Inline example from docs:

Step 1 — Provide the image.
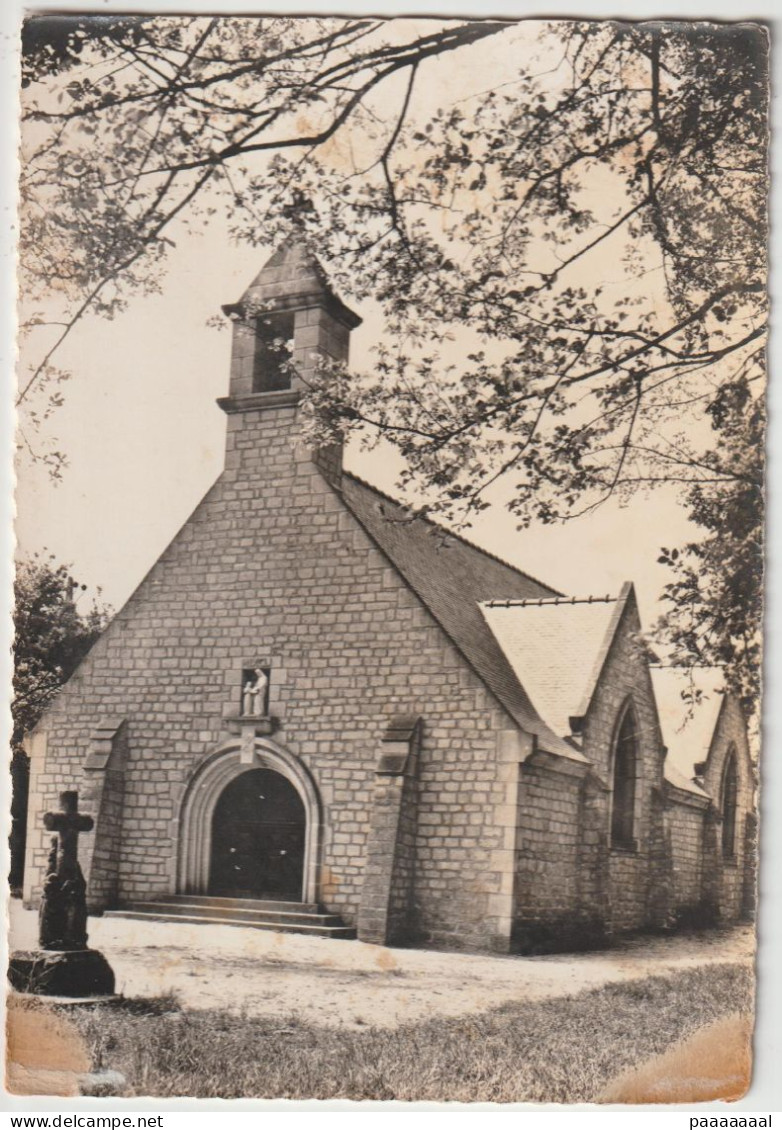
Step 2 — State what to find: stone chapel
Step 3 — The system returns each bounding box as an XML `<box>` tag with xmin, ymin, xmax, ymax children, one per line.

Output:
<box><xmin>22</xmin><ymin>241</ymin><xmax>756</xmax><ymax>953</ymax></box>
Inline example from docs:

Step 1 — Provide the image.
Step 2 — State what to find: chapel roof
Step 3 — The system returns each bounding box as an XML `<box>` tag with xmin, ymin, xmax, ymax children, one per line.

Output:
<box><xmin>651</xmin><ymin>665</ymin><xmax>726</xmax><ymax>797</ymax></box>
<box><xmin>338</xmin><ymin>472</ymin><xmax>582</xmax><ymax>760</ymax></box>
<box><xmin>479</xmin><ymin>590</ymin><xmax>630</xmax><ymax>740</ymax></box>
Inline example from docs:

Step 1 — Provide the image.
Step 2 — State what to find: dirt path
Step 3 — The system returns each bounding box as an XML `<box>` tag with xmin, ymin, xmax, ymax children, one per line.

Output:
<box><xmin>9</xmin><ymin>904</ymin><xmax>755</xmax><ymax>1030</ymax></box>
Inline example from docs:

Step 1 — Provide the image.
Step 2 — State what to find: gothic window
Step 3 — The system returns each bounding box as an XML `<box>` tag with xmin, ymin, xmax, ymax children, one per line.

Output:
<box><xmin>611</xmin><ymin>706</ymin><xmax>638</xmax><ymax>849</ymax></box>
<box><xmin>721</xmin><ymin>749</ymin><xmax>738</xmax><ymax>859</ymax></box>
<box><xmin>252</xmin><ymin>311</ymin><xmax>295</xmax><ymax>393</ymax></box>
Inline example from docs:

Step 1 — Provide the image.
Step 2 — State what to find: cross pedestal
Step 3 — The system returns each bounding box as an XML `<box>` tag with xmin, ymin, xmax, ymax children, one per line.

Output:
<box><xmin>8</xmin><ymin>790</ymin><xmax>115</xmax><ymax>998</ymax></box>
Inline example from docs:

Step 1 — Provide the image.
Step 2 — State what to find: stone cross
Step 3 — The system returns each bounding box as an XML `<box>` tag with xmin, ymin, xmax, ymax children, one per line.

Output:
<box><xmin>43</xmin><ymin>791</ymin><xmax>94</xmax><ymax>880</ymax></box>
<box><xmin>9</xmin><ymin>786</ymin><xmax>116</xmax><ymax>994</ymax></box>
<box><xmin>39</xmin><ymin>790</ymin><xmax>93</xmax><ymax>950</ymax></box>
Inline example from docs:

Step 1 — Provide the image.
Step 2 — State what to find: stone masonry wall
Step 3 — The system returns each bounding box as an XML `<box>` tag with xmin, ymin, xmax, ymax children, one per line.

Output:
<box><xmin>579</xmin><ymin>595</ymin><xmax>668</xmax><ymax>935</ymax></box>
<box><xmin>24</xmin><ymin>398</ymin><xmax>530</xmax><ymax>952</ymax></box>
<box><xmin>574</xmin><ymin>772</ymin><xmax>610</xmax><ymax>943</ymax></box>
<box><xmin>512</xmin><ymin>757</ymin><xmax>589</xmax><ymax>952</ymax></box>
<box><xmin>699</xmin><ymin>695</ymin><xmax>754</xmax><ymax>923</ymax></box>
<box><xmin>665</xmin><ymin>793</ymin><xmax>707</xmax><ymax>917</ymax></box>
<box><xmin>645</xmin><ymin>785</ymin><xmax>675</xmax><ymax>931</ymax></box>
<box><xmin>741</xmin><ymin>812</ymin><xmax>758</xmax><ymax>921</ymax></box>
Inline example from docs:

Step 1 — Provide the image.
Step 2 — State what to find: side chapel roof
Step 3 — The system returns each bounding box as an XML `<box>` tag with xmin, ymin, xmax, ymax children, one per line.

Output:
<box><xmin>650</xmin><ymin>666</ymin><xmax>726</xmax><ymax>797</ymax></box>
<box><xmin>479</xmin><ymin>589</ymin><xmax>631</xmax><ymax>740</ymax></box>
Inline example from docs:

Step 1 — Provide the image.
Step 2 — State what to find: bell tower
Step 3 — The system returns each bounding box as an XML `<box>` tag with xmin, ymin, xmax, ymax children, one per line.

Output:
<box><xmin>219</xmin><ymin>240</ymin><xmax>362</xmax><ymax>410</ymax></box>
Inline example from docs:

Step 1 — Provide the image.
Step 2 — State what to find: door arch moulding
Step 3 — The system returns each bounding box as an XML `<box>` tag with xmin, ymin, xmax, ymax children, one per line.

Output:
<box><xmin>177</xmin><ymin>739</ymin><xmax>321</xmax><ymax>903</ymax></box>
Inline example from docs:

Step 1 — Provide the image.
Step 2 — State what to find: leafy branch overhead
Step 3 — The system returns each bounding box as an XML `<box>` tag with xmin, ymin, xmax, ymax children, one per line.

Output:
<box><xmin>19</xmin><ymin>17</ymin><xmax>767</xmax><ymax>706</ymax></box>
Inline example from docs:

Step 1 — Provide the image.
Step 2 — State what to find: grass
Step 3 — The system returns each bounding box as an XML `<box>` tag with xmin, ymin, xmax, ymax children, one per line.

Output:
<box><xmin>60</xmin><ymin>963</ymin><xmax>752</xmax><ymax>1102</ymax></box>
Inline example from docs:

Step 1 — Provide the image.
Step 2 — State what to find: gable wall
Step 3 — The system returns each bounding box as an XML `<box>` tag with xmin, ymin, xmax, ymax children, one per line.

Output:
<box><xmin>24</xmin><ymin>404</ymin><xmax>534</xmax><ymax>950</ymax></box>
<box><xmin>580</xmin><ymin>598</ymin><xmax>669</xmax><ymax>933</ymax></box>
<box><xmin>700</xmin><ymin>695</ymin><xmax>754</xmax><ymax>921</ymax></box>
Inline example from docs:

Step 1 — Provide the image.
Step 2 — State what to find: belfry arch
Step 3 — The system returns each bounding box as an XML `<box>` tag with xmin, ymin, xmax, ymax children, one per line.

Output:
<box><xmin>177</xmin><ymin>739</ymin><xmax>322</xmax><ymax>903</ymax></box>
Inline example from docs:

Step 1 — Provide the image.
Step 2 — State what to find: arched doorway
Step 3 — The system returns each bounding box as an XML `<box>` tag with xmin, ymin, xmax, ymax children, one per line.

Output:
<box><xmin>177</xmin><ymin>739</ymin><xmax>322</xmax><ymax>903</ymax></box>
<box><xmin>209</xmin><ymin>768</ymin><xmax>305</xmax><ymax>899</ymax></box>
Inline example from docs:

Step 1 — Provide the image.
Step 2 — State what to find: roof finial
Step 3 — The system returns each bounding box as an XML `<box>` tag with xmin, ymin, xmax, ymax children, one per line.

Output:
<box><xmin>281</xmin><ymin>189</ymin><xmax>316</xmax><ymax>230</ymax></box>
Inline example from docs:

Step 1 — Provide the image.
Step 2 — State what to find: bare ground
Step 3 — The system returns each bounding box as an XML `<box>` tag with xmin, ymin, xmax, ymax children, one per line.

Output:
<box><xmin>9</xmin><ymin>902</ymin><xmax>754</xmax><ymax>1030</ymax></box>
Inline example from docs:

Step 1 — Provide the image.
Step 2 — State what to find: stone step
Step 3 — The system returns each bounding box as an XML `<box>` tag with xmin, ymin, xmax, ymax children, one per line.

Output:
<box><xmin>103</xmin><ymin>908</ymin><xmax>356</xmax><ymax>939</ymax></box>
<box><xmin>161</xmin><ymin>894</ymin><xmax>320</xmax><ymax>914</ymax></box>
<box><xmin>119</xmin><ymin>900</ymin><xmax>345</xmax><ymax>928</ymax></box>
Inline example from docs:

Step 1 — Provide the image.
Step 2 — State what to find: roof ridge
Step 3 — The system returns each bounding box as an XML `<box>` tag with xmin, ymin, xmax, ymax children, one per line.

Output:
<box><xmin>484</xmin><ymin>594</ymin><xmax>618</xmax><ymax>608</ymax></box>
<box><xmin>342</xmin><ymin>470</ymin><xmax>563</xmax><ymax>597</ymax></box>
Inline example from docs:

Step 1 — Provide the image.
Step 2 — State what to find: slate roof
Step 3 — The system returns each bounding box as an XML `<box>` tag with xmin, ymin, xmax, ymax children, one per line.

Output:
<box><xmin>337</xmin><ymin>472</ymin><xmax>580</xmax><ymax>759</ymax></box>
<box><xmin>479</xmin><ymin>591</ymin><xmax>629</xmax><ymax>739</ymax></box>
<box><xmin>651</xmin><ymin>666</ymin><xmax>725</xmax><ymax>797</ymax></box>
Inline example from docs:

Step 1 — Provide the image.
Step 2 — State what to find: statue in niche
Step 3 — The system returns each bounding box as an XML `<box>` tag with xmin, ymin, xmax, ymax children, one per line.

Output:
<box><xmin>242</xmin><ymin>668</ymin><xmax>268</xmax><ymax>716</ymax></box>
